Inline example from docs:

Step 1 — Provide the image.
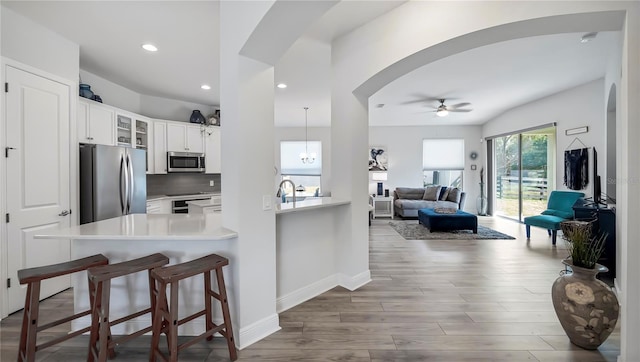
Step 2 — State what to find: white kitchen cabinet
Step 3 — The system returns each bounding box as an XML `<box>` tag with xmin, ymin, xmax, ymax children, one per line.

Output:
<box><xmin>187</xmin><ymin>196</ymin><xmax>222</xmax><ymax>214</ymax></box>
<box><xmin>167</xmin><ymin>123</ymin><xmax>204</xmax><ymax>153</ymax></box>
<box><xmin>204</xmin><ymin>126</ymin><xmax>221</xmax><ymax>174</ymax></box>
<box><xmin>116</xmin><ymin>113</ymin><xmax>133</xmax><ymax>147</ymax></box>
<box><xmin>153</xmin><ymin>121</ymin><xmax>168</xmax><ymax>174</ymax></box>
<box><xmin>77</xmin><ymin>98</ymin><xmax>116</xmax><ymax>145</ymax></box>
<box><xmin>146</xmin><ymin>200</ymin><xmax>162</xmax><ymax>214</ymax></box>
<box><xmin>146</xmin><ymin>199</ymin><xmax>172</xmax><ymax>214</ymax></box>
<box><xmin>139</xmin><ymin>119</ymin><xmax>153</xmax><ymax>174</ymax></box>
<box><xmin>116</xmin><ymin>112</ymin><xmax>153</xmax><ymax>173</ymax></box>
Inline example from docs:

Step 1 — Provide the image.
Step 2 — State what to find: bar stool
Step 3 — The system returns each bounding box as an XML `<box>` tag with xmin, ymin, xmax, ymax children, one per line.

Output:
<box><xmin>86</xmin><ymin>253</ymin><xmax>169</xmax><ymax>362</ymax></box>
<box><xmin>17</xmin><ymin>254</ymin><xmax>109</xmax><ymax>362</ymax></box>
<box><xmin>150</xmin><ymin>254</ymin><xmax>237</xmax><ymax>361</ymax></box>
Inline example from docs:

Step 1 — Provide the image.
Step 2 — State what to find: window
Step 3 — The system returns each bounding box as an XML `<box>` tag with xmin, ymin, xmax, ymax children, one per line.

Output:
<box><xmin>422</xmin><ymin>139</ymin><xmax>464</xmax><ymax>189</ymax></box>
<box><xmin>280</xmin><ymin>141</ymin><xmax>322</xmax><ymax>195</ymax></box>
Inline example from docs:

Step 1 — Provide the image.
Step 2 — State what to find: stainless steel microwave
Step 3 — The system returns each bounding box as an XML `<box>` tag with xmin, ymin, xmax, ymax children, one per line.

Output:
<box><xmin>167</xmin><ymin>151</ymin><xmax>205</xmax><ymax>173</ymax></box>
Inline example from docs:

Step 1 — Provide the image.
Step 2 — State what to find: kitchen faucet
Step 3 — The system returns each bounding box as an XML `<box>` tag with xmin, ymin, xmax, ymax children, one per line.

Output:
<box><xmin>276</xmin><ymin>179</ymin><xmax>296</xmax><ymax>203</ymax></box>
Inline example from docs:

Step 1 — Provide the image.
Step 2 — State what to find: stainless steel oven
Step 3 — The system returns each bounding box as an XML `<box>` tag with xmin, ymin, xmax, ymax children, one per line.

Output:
<box><xmin>171</xmin><ymin>197</ymin><xmax>210</xmax><ymax>214</ymax></box>
<box><xmin>167</xmin><ymin>151</ymin><xmax>205</xmax><ymax>173</ymax></box>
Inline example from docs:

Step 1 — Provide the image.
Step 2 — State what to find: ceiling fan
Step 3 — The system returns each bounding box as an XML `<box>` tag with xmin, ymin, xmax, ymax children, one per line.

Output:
<box><xmin>431</xmin><ymin>99</ymin><xmax>472</xmax><ymax>117</ymax></box>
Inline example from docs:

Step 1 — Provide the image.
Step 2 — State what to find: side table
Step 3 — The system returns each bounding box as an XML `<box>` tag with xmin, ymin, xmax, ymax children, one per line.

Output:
<box><xmin>371</xmin><ymin>196</ymin><xmax>394</xmax><ymax>219</ymax></box>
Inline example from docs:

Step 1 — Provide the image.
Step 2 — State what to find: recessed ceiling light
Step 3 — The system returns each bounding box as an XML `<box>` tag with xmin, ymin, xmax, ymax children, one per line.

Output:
<box><xmin>276</xmin><ymin>83</ymin><xmax>287</xmax><ymax>89</ymax></box>
<box><xmin>142</xmin><ymin>43</ymin><xmax>158</xmax><ymax>52</ymax></box>
<box><xmin>201</xmin><ymin>84</ymin><xmax>211</xmax><ymax>90</ymax></box>
<box><xmin>580</xmin><ymin>32</ymin><xmax>598</xmax><ymax>43</ymax></box>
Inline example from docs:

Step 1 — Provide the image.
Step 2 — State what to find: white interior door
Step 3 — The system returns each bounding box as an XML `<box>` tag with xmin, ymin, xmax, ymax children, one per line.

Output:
<box><xmin>5</xmin><ymin>65</ymin><xmax>71</xmax><ymax>313</ymax></box>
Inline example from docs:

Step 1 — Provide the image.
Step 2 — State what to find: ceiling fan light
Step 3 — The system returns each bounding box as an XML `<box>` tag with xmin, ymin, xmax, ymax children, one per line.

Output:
<box><xmin>436</xmin><ymin>109</ymin><xmax>448</xmax><ymax>117</ymax></box>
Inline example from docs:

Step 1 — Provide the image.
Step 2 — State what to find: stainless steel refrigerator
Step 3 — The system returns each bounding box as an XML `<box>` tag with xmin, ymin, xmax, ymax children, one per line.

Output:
<box><xmin>79</xmin><ymin>144</ymin><xmax>147</xmax><ymax>224</ymax></box>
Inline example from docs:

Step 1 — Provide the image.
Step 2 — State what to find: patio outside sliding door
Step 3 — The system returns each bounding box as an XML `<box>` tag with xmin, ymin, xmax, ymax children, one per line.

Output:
<box><xmin>490</xmin><ymin>126</ymin><xmax>556</xmax><ymax>221</ymax></box>
<box><xmin>494</xmin><ymin>134</ymin><xmax>521</xmax><ymax>220</ymax></box>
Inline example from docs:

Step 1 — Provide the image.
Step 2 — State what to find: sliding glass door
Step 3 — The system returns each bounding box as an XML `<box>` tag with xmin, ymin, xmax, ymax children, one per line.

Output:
<box><xmin>492</xmin><ymin>127</ymin><xmax>555</xmax><ymax>221</ymax></box>
<box><xmin>494</xmin><ymin>134</ymin><xmax>521</xmax><ymax>219</ymax></box>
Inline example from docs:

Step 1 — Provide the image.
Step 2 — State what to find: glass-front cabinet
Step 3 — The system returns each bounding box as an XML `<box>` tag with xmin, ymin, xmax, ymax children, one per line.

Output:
<box><xmin>135</xmin><ymin>119</ymin><xmax>149</xmax><ymax>151</ymax></box>
<box><xmin>116</xmin><ymin>114</ymin><xmax>133</xmax><ymax>147</ymax></box>
<box><xmin>116</xmin><ymin>112</ymin><xmax>153</xmax><ymax>172</ymax></box>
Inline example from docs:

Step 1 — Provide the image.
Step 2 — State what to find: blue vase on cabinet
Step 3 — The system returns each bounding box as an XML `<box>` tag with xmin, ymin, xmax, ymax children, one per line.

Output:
<box><xmin>190</xmin><ymin>110</ymin><xmax>205</xmax><ymax>124</ymax></box>
<box><xmin>79</xmin><ymin>84</ymin><xmax>94</xmax><ymax>99</ymax></box>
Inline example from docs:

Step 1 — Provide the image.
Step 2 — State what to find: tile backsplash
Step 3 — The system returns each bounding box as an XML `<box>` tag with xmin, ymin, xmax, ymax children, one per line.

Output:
<box><xmin>147</xmin><ymin>174</ymin><xmax>221</xmax><ymax>196</ymax></box>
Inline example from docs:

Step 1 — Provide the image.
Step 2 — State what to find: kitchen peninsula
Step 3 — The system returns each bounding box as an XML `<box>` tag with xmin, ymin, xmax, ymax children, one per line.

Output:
<box><xmin>34</xmin><ymin>197</ymin><xmax>366</xmax><ymax>347</ymax></box>
<box><xmin>274</xmin><ymin>197</ymin><xmax>369</xmax><ymax>312</ymax></box>
<box><xmin>35</xmin><ymin>213</ymin><xmax>237</xmax><ymax>336</ymax></box>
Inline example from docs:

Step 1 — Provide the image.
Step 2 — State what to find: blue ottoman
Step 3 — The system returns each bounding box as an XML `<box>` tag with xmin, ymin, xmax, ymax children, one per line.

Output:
<box><xmin>418</xmin><ymin>208</ymin><xmax>478</xmax><ymax>233</ymax></box>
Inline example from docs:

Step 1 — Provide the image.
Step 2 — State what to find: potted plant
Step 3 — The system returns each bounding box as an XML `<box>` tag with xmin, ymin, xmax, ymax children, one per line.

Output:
<box><xmin>551</xmin><ymin>220</ymin><xmax>618</xmax><ymax>350</ymax></box>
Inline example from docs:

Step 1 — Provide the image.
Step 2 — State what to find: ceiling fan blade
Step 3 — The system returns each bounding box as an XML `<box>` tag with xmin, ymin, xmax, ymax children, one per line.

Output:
<box><xmin>448</xmin><ymin>102</ymin><xmax>471</xmax><ymax>109</ymax></box>
<box><xmin>448</xmin><ymin>109</ymin><xmax>473</xmax><ymax>113</ymax></box>
<box><xmin>399</xmin><ymin>99</ymin><xmax>428</xmax><ymax>105</ymax></box>
<box><xmin>400</xmin><ymin>95</ymin><xmax>443</xmax><ymax>106</ymax></box>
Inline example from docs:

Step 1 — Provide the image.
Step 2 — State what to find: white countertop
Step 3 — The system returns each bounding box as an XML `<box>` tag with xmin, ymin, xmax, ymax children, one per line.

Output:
<box><xmin>187</xmin><ymin>199</ymin><xmax>221</xmax><ymax>207</ymax></box>
<box><xmin>34</xmin><ymin>214</ymin><xmax>237</xmax><ymax>241</ymax></box>
<box><xmin>147</xmin><ymin>192</ymin><xmax>220</xmax><ymax>201</ymax></box>
<box><xmin>275</xmin><ymin>197</ymin><xmax>350</xmax><ymax>214</ymax></box>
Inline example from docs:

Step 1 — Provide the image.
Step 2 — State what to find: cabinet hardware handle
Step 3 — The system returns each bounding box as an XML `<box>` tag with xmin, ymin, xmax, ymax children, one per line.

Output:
<box><xmin>58</xmin><ymin>210</ymin><xmax>70</xmax><ymax>216</ymax></box>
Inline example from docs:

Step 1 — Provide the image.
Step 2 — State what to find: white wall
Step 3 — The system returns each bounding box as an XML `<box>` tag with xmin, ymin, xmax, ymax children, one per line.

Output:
<box><xmin>140</xmin><ymin>95</ymin><xmax>216</xmax><ymax>122</ymax></box>
<box><xmin>274</xmin><ymin>126</ymin><xmax>331</xmax><ymax>194</ymax></box>
<box><xmin>1</xmin><ymin>7</ymin><xmax>78</xmax><ymax>81</ymax></box>
<box><xmin>483</xmin><ymin>79</ymin><xmax>604</xmax><ymax>200</ymax></box>
<box><xmin>79</xmin><ymin>70</ymin><xmax>141</xmax><ymax>113</ymax></box>
<box><xmin>80</xmin><ymin>69</ymin><xmax>216</xmax><ymax>122</ymax></box>
<box><xmin>369</xmin><ymin>125</ymin><xmax>483</xmax><ymax>213</ymax></box>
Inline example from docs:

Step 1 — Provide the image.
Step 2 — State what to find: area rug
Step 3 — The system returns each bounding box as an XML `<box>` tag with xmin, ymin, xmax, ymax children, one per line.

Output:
<box><xmin>389</xmin><ymin>220</ymin><xmax>515</xmax><ymax>240</ymax></box>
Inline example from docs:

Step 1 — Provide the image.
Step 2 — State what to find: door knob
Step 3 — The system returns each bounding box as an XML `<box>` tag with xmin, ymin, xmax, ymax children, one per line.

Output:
<box><xmin>58</xmin><ymin>210</ymin><xmax>71</xmax><ymax>216</ymax></box>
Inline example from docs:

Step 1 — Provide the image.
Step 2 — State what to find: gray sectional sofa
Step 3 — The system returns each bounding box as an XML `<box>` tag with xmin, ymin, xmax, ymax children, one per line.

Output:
<box><xmin>393</xmin><ymin>186</ymin><xmax>466</xmax><ymax>218</ymax></box>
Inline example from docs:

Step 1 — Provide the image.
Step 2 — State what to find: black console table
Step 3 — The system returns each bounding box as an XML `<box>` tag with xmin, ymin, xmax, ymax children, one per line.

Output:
<box><xmin>572</xmin><ymin>198</ymin><xmax>616</xmax><ymax>282</ymax></box>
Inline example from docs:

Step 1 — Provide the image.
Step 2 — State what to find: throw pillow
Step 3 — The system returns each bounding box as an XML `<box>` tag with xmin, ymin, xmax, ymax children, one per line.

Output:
<box><xmin>422</xmin><ymin>186</ymin><xmax>441</xmax><ymax>201</ymax></box>
<box><xmin>446</xmin><ymin>188</ymin><xmax>462</xmax><ymax>204</ymax></box>
<box><xmin>439</xmin><ymin>186</ymin><xmax>450</xmax><ymax>201</ymax></box>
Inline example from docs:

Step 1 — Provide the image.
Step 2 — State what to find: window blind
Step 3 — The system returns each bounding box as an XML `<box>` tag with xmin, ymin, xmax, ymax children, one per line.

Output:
<box><xmin>423</xmin><ymin>139</ymin><xmax>464</xmax><ymax>170</ymax></box>
<box><xmin>280</xmin><ymin>141</ymin><xmax>322</xmax><ymax>175</ymax></box>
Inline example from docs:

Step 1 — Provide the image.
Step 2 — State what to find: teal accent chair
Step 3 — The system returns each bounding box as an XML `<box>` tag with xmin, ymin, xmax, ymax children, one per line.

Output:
<box><xmin>524</xmin><ymin>191</ymin><xmax>585</xmax><ymax>245</ymax></box>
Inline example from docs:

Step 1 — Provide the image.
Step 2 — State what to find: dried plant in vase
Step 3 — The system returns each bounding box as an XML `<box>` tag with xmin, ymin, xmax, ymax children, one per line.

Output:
<box><xmin>550</xmin><ymin>220</ymin><xmax>618</xmax><ymax>350</ymax></box>
<box><xmin>560</xmin><ymin>220</ymin><xmax>606</xmax><ymax>269</ymax></box>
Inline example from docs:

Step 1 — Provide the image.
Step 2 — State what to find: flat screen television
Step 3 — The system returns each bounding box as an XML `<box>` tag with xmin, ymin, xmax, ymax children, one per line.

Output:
<box><xmin>593</xmin><ymin>147</ymin><xmax>602</xmax><ymax>207</ymax></box>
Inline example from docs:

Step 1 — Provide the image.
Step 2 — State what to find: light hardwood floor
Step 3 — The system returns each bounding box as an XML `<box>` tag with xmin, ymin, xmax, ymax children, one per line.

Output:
<box><xmin>0</xmin><ymin>216</ymin><xmax>620</xmax><ymax>361</ymax></box>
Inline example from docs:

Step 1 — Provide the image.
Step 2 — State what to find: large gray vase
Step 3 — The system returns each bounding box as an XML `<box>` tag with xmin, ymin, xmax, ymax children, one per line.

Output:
<box><xmin>551</xmin><ymin>259</ymin><xmax>619</xmax><ymax>350</ymax></box>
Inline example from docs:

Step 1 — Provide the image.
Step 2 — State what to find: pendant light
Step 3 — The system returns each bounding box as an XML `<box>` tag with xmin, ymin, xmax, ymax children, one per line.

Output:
<box><xmin>299</xmin><ymin>107</ymin><xmax>316</xmax><ymax>164</ymax></box>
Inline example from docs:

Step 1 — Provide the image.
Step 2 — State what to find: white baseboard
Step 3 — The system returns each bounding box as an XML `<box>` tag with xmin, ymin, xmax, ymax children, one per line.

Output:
<box><xmin>276</xmin><ymin>270</ymin><xmax>372</xmax><ymax>313</ymax></box>
<box><xmin>614</xmin><ymin>277</ymin><xmax>623</xmax><ymax>302</ymax></box>
<box><xmin>237</xmin><ymin>313</ymin><xmax>280</xmax><ymax>349</ymax></box>
<box><xmin>339</xmin><ymin>270</ymin><xmax>371</xmax><ymax>291</ymax></box>
<box><xmin>276</xmin><ymin>274</ymin><xmax>340</xmax><ymax>313</ymax></box>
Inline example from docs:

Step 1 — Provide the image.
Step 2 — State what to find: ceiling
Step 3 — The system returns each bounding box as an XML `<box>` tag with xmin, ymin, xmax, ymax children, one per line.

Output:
<box><xmin>369</xmin><ymin>31</ymin><xmax>619</xmax><ymax>126</ymax></box>
<box><xmin>2</xmin><ymin>1</ymin><xmax>618</xmax><ymax>127</ymax></box>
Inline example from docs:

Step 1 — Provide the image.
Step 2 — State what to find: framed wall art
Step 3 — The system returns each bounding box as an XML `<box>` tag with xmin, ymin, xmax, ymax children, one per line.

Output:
<box><xmin>369</xmin><ymin>146</ymin><xmax>388</xmax><ymax>171</ymax></box>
